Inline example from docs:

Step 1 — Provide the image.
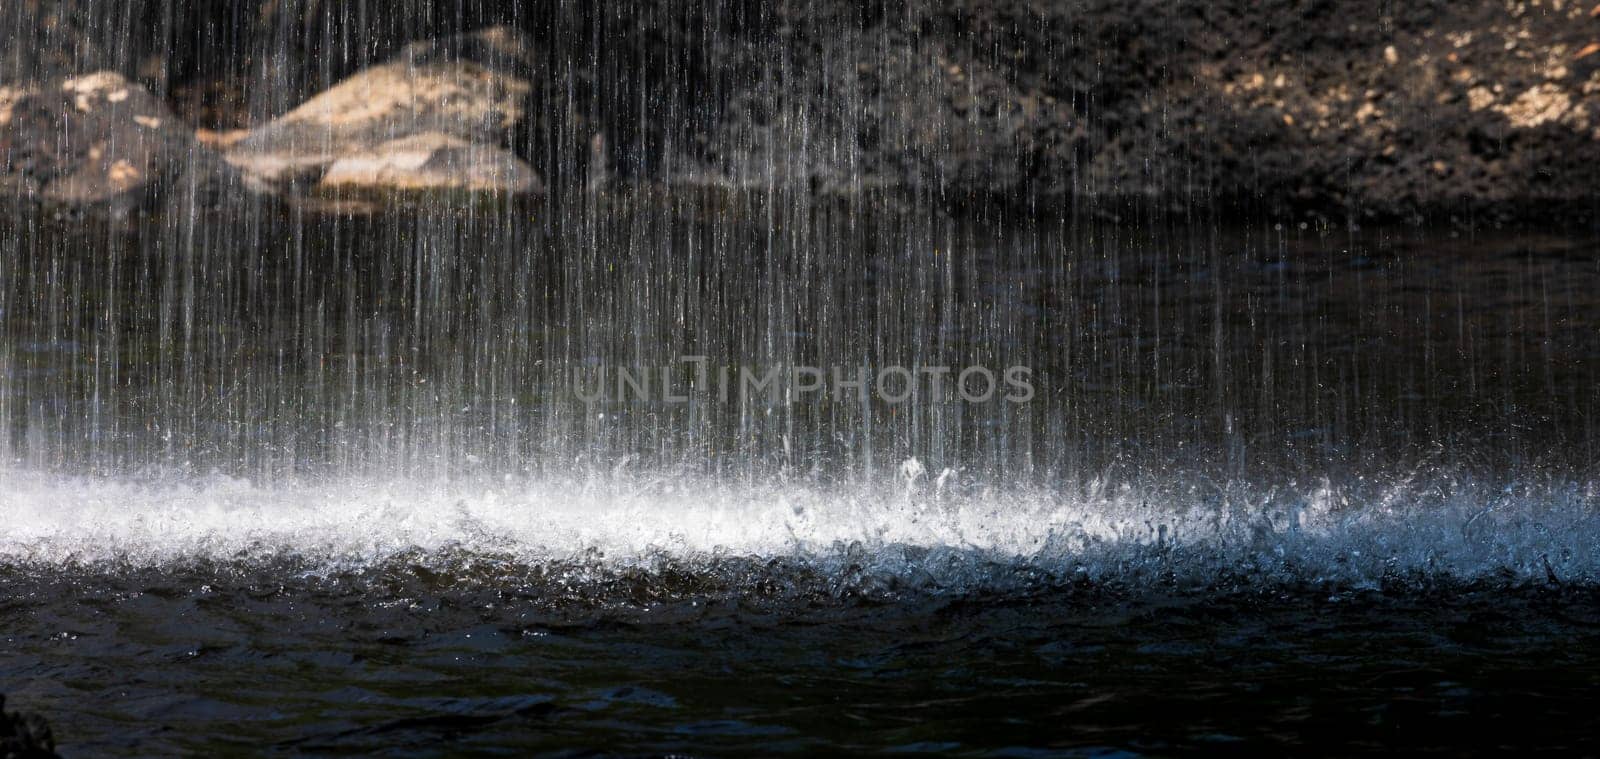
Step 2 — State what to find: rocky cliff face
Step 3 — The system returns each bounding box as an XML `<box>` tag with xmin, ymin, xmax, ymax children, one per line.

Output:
<box><xmin>2</xmin><ymin>0</ymin><xmax>1597</xmax><ymax>222</ymax></box>
<box><xmin>675</xmin><ymin>0</ymin><xmax>1600</xmax><ymax>222</ymax></box>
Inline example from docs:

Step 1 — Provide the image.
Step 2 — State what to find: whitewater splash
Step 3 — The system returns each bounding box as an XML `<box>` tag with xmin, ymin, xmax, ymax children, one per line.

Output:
<box><xmin>4</xmin><ymin>461</ymin><xmax>1597</xmax><ymax>588</ymax></box>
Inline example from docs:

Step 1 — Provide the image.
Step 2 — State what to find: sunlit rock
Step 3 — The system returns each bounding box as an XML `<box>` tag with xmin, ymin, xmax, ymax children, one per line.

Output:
<box><xmin>318</xmin><ymin>132</ymin><xmax>541</xmax><ymax>197</ymax></box>
<box><xmin>225</xmin><ymin>25</ymin><xmax>539</xmax><ymax>193</ymax></box>
<box><xmin>0</xmin><ymin>71</ymin><xmax>236</xmax><ymax>208</ymax></box>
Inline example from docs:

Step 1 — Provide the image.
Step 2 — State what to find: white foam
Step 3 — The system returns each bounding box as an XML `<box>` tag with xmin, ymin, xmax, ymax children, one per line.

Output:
<box><xmin>2</xmin><ymin>465</ymin><xmax>1597</xmax><ymax>585</ymax></box>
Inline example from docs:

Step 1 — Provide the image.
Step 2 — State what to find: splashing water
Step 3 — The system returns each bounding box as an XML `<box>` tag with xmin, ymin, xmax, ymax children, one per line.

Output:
<box><xmin>2</xmin><ymin>464</ymin><xmax>1596</xmax><ymax>590</ymax></box>
<box><xmin>1</xmin><ymin>204</ymin><xmax>1597</xmax><ymax>591</ymax></box>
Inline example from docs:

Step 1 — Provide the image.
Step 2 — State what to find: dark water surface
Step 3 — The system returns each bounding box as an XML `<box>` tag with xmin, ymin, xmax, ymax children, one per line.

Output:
<box><xmin>2</xmin><ymin>200</ymin><xmax>1599</xmax><ymax>754</ymax></box>
<box><xmin>6</xmin><ymin>564</ymin><xmax>1600</xmax><ymax>756</ymax></box>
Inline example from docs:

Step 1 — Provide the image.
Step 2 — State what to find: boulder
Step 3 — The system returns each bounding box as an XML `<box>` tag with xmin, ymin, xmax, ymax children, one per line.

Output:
<box><xmin>226</xmin><ymin>25</ymin><xmax>541</xmax><ymax>195</ymax></box>
<box><xmin>318</xmin><ymin>132</ymin><xmax>541</xmax><ymax>196</ymax></box>
<box><xmin>0</xmin><ymin>71</ymin><xmax>237</xmax><ymax>208</ymax></box>
<box><xmin>0</xmin><ymin>1</ymin><xmax>108</xmax><ymax>84</ymax></box>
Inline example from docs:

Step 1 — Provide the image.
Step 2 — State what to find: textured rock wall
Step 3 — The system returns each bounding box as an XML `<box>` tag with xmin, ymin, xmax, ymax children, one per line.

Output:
<box><xmin>2</xmin><ymin>0</ymin><xmax>1598</xmax><ymax>221</ymax></box>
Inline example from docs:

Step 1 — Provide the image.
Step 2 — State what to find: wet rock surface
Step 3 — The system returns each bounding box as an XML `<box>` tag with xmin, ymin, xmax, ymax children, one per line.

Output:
<box><xmin>678</xmin><ymin>0</ymin><xmax>1600</xmax><ymax>221</ymax></box>
<box><xmin>0</xmin><ymin>71</ymin><xmax>237</xmax><ymax>209</ymax></box>
<box><xmin>0</xmin><ymin>1</ymin><xmax>107</xmax><ymax>83</ymax></box>
<box><xmin>1</xmin><ymin>1</ymin><xmax>1598</xmax><ymax>220</ymax></box>
<box><xmin>317</xmin><ymin>132</ymin><xmax>542</xmax><ymax>197</ymax></box>
<box><xmin>224</xmin><ymin>26</ymin><xmax>541</xmax><ymax>196</ymax></box>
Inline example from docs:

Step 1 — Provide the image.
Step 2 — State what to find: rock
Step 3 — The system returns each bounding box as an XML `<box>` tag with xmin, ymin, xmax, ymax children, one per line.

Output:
<box><xmin>0</xmin><ymin>71</ymin><xmax>237</xmax><ymax>209</ymax></box>
<box><xmin>0</xmin><ymin>1</ymin><xmax>108</xmax><ymax>83</ymax></box>
<box><xmin>0</xmin><ymin>694</ymin><xmax>59</xmax><ymax>759</ymax></box>
<box><xmin>226</xmin><ymin>25</ymin><xmax>540</xmax><ymax>193</ymax></box>
<box><xmin>318</xmin><ymin>132</ymin><xmax>541</xmax><ymax>196</ymax></box>
<box><xmin>675</xmin><ymin>0</ymin><xmax>1600</xmax><ymax>220</ymax></box>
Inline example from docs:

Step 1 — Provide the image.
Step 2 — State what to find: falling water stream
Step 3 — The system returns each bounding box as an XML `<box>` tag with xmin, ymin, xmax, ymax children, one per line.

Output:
<box><xmin>3</xmin><ymin>1</ymin><xmax>1600</xmax><ymax>755</ymax></box>
<box><xmin>4</xmin><ymin>200</ymin><xmax>1596</xmax><ymax>573</ymax></box>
